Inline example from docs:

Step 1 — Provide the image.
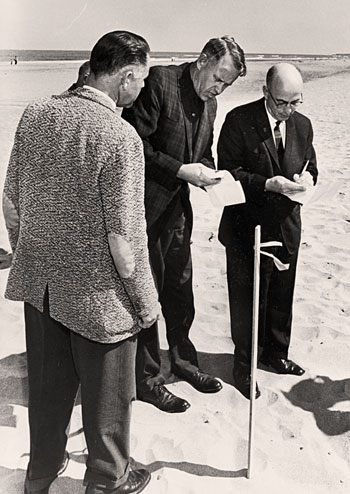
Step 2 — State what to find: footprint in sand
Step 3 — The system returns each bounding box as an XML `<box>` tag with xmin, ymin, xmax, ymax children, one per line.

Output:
<box><xmin>297</xmin><ymin>326</ymin><xmax>320</xmax><ymax>341</ymax></box>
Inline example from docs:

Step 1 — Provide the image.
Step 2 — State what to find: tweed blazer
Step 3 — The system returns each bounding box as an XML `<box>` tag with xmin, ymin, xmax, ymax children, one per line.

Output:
<box><xmin>4</xmin><ymin>88</ymin><xmax>158</xmax><ymax>343</ymax></box>
<box><xmin>123</xmin><ymin>63</ymin><xmax>217</xmax><ymax>229</ymax></box>
<box><xmin>218</xmin><ymin>97</ymin><xmax>318</xmax><ymax>255</ymax></box>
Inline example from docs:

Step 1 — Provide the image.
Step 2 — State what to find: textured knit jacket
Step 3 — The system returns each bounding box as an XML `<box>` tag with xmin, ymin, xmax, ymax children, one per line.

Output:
<box><xmin>3</xmin><ymin>87</ymin><xmax>158</xmax><ymax>343</ymax></box>
<box><xmin>123</xmin><ymin>63</ymin><xmax>217</xmax><ymax>230</ymax></box>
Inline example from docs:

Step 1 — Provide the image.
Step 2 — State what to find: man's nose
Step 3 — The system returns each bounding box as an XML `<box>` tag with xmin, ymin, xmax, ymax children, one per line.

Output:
<box><xmin>216</xmin><ymin>82</ymin><xmax>228</xmax><ymax>95</ymax></box>
<box><xmin>284</xmin><ymin>105</ymin><xmax>294</xmax><ymax>115</ymax></box>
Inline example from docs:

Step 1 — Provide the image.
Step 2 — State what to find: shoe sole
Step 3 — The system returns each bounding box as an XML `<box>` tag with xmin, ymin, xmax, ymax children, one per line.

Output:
<box><xmin>142</xmin><ymin>400</ymin><xmax>191</xmax><ymax>413</ymax></box>
<box><xmin>260</xmin><ymin>361</ymin><xmax>305</xmax><ymax>376</ymax></box>
<box><xmin>174</xmin><ymin>373</ymin><xmax>223</xmax><ymax>394</ymax></box>
<box><xmin>190</xmin><ymin>384</ymin><xmax>223</xmax><ymax>394</ymax></box>
<box><xmin>140</xmin><ymin>397</ymin><xmax>190</xmax><ymax>413</ymax></box>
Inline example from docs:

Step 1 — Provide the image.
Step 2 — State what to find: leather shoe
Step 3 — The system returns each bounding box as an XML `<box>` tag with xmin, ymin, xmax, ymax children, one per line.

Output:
<box><xmin>176</xmin><ymin>369</ymin><xmax>222</xmax><ymax>393</ymax></box>
<box><xmin>85</xmin><ymin>469</ymin><xmax>150</xmax><ymax>494</ymax></box>
<box><xmin>261</xmin><ymin>357</ymin><xmax>305</xmax><ymax>376</ymax></box>
<box><xmin>234</xmin><ymin>370</ymin><xmax>261</xmax><ymax>400</ymax></box>
<box><xmin>114</xmin><ymin>469</ymin><xmax>150</xmax><ymax>494</ymax></box>
<box><xmin>138</xmin><ymin>384</ymin><xmax>190</xmax><ymax>413</ymax></box>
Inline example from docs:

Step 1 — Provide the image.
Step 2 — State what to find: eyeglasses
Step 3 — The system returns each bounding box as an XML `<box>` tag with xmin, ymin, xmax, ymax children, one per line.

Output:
<box><xmin>267</xmin><ymin>88</ymin><xmax>303</xmax><ymax>108</ymax></box>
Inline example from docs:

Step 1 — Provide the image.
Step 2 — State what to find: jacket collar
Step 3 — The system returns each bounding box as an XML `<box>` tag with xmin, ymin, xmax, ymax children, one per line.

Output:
<box><xmin>73</xmin><ymin>86</ymin><xmax>117</xmax><ymax>112</ymax></box>
<box><xmin>177</xmin><ymin>63</ymin><xmax>216</xmax><ymax>162</ymax></box>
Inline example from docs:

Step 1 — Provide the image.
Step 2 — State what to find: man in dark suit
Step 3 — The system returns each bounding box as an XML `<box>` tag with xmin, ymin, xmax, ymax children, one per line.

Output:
<box><xmin>123</xmin><ymin>36</ymin><xmax>246</xmax><ymax>413</ymax></box>
<box><xmin>217</xmin><ymin>63</ymin><xmax>318</xmax><ymax>399</ymax></box>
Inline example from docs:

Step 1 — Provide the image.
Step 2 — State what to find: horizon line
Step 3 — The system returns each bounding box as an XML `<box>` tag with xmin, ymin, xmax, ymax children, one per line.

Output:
<box><xmin>1</xmin><ymin>48</ymin><xmax>350</xmax><ymax>57</ymax></box>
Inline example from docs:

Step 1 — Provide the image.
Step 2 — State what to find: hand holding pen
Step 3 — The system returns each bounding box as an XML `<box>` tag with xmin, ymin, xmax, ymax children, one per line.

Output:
<box><xmin>293</xmin><ymin>160</ymin><xmax>314</xmax><ymax>188</ymax></box>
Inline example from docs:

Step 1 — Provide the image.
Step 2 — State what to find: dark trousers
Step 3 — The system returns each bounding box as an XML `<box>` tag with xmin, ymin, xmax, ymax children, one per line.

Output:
<box><xmin>24</xmin><ymin>292</ymin><xmax>137</xmax><ymax>493</ymax></box>
<box><xmin>225</xmin><ymin>236</ymin><xmax>299</xmax><ymax>368</ymax></box>
<box><xmin>136</xmin><ymin>213</ymin><xmax>198</xmax><ymax>395</ymax></box>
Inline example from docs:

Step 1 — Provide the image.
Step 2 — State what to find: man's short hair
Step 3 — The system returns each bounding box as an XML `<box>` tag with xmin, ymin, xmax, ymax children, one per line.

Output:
<box><xmin>201</xmin><ymin>36</ymin><xmax>246</xmax><ymax>76</ymax></box>
<box><xmin>90</xmin><ymin>31</ymin><xmax>150</xmax><ymax>77</ymax></box>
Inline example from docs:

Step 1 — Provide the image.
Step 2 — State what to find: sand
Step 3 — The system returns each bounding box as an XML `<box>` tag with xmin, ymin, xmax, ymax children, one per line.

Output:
<box><xmin>0</xmin><ymin>59</ymin><xmax>349</xmax><ymax>493</ymax></box>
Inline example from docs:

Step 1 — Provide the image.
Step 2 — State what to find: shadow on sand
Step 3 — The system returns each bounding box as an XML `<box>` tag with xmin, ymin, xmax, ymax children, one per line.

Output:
<box><xmin>0</xmin><ymin>348</ymin><xmax>235</xmax><ymax>428</ymax></box>
<box><xmin>0</xmin><ymin>352</ymin><xmax>28</xmax><ymax>427</ymax></box>
<box><xmin>283</xmin><ymin>375</ymin><xmax>350</xmax><ymax>436</ymax></box>
<box><xmin>0</xmin><ymin>349</ymin><xmax>245</xmax><ymax>489</ymax></box>
<box><xmin>0</xmin><ymin>466</ymin><xmax>82</xmax><ymax>494</ymax></box>
<box><xmin>133</xmin><ymin>458</ymin><xmax>246</xmax><ymax>479</ymax></box>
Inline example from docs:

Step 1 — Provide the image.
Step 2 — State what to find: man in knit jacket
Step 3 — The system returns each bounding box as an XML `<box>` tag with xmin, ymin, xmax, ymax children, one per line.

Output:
<box><xmin>3</xmin><ymin>31</ymin><xmax>159</xmax><ymax>494</ymax></box>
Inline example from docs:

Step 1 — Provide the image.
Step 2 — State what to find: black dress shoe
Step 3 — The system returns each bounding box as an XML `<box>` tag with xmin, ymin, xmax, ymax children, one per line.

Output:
<box><xmin>176</xmin><ymin>369</ymin><xmax>222</xmax><ymax>393</ymax></box>
<box><xmin>86</xmin><ymin>469</ymin><xmax>150</xmax><ymax>494</ymax></box>
<box><xmin>138</xmin><ymin>384</ymin><xmax>190</xmax><ymax>413</ymax></box>
<box><xmin>114</xmin><ymin>469</ymin><xmax>150</xmax><ymax>494</ymax></box>
<box><xmin>261</xmin><ymin>357</ymin><xmax>305</xmax><ymax>376</ymax></box>
<box><xmin>234</xmin><ymin>371</ymin><xmax>261</xmax><ymax>400</ymax></box>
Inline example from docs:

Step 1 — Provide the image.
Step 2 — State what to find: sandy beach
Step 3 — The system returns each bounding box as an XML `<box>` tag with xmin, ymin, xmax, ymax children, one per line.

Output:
<box><xmin>0</xmin><ymin>58</ymin><xmax>349</xmax><ymax>493</ymax></box>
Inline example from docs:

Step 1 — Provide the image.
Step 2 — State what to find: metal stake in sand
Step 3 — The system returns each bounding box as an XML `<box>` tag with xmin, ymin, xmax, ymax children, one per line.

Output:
<box><xmin>247</xmin><ymin>225</ymin><xmax>261</xmax><ymax>479</ymax></box>
<box><xmin>247</xmin><ymin>227</ymin><xmax>289</xmax><ymax>479</ymax></box>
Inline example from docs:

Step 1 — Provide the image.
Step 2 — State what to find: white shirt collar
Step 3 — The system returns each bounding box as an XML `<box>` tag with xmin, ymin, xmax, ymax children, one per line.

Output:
<box><xmin>83</xmin><ymin>85</ymin><xmax>117</xmax><ymax>109</ymax></box>
<box><xmin>264</xmin><ymin>100</ymin><xmax>286</xmax><ymax>146</ymax></box>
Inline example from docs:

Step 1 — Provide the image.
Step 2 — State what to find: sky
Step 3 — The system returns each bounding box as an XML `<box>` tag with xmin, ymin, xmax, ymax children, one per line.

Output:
<box><xmin>1</xmin><ymin>0</ymin><xmax>350</xmax><ymax>54</ymax></box>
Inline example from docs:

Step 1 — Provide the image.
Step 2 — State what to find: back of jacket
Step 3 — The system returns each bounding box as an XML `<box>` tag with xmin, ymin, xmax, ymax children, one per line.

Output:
<box><xmin>4</xmin><ymin>88</ymin><xmax>157</xmax><ymax>343</ymax></box>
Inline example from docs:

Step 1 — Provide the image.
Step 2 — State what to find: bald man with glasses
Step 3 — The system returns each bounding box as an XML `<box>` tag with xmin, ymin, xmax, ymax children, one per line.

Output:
<box><xmin>217</xmin><ymin>63</ymin><xmax>318</xmax><ymax>399</ymax></box>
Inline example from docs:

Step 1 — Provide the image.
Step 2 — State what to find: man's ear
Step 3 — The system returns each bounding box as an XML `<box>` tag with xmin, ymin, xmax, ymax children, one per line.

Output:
<box><xmin>120</xmin><ymin>69</ymin><xmax>134</xmax><ymax>89</ymax></box>
<box><xmin>262</xmin><ymin>85</ymin><xmax>268</xmax><ymax>99</ymax></box>
<box><xmin>196</xmin><ymin>53</ymin><xmax>209</xmax><ymax>71</ymax></box>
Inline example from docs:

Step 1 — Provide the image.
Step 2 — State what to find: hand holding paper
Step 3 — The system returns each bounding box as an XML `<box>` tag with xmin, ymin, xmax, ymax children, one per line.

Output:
<box><xmin>203</xmin><ymin>169</ymin><xmax>246</xmax><ymax>207</ymax></box>
<box><xmin>177</xmin><ymin>163</ymin><xmax>221</xmax><ymax>187</ymax></box>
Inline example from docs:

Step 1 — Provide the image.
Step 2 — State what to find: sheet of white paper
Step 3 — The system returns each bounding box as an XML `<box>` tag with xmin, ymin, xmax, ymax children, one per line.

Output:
<box><xmin>203</xmin><ymin>169</ymin><xmax>246</xmax><ymax>207</ymax></box>
<box><xmin>282</xmin><ymin>181</ymin><xmax>341</xmax><ymax>206</ymax></box>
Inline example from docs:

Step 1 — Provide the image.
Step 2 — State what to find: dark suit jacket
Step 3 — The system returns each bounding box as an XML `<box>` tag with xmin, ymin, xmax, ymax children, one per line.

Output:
<box><xmin>218</xmin><ymin>98</ymin><xmax>318</xmax><ymax>255</ymax></box>
<box><xmin>123</xmin><ymin>63</ymin><xmax>217</xmax><ymax>231</ymax></box>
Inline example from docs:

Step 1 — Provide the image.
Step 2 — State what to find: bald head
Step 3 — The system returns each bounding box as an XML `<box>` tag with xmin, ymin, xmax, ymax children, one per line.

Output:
<box><xmin>264</xmin><ymin>63</ymin><xmax>304</xmax><ymax>121</ymax></box>
<box><xmin>267</xmin><ymin>63</ymin><xmax>303</xmax><ymax>94</ymax></box>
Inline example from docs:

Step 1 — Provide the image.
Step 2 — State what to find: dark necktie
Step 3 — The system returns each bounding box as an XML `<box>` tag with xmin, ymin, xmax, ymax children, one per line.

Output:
<box><xmin>274</xmin><ymin>120</ymin><xmax>284</xmax><ymax>165</ymax></box>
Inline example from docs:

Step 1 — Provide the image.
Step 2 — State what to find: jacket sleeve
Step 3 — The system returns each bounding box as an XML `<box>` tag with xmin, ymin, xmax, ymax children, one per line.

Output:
<box><xmin>217</xmin><ymin>111</ymin><xmax>267</xmax><ymax>201</ymax></box>
<box><xmin>304</xmin><ymin>122</ymin><xmax>318</xmax><ymax>184</ymax></box>
<box><xmin>99</xmin><ymin>129</ymin><xmax>159</xmax><ymax>318</ymax></box>
<box><xmin>3</xmin><ymin>116</ymin><xmax>24</xmax><ymax>252</ymax></box>
<box><xmin>122</xmin><ymin>68</ymin><xmax>183</xmax><ymax>190</ymax></box>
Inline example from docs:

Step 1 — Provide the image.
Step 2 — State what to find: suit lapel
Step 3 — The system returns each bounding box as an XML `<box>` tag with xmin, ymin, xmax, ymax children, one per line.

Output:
<box><xmin>178</xmin><ymin>68</ymin><xmax>193</xmax><ymax>162</ymax></box>
<box><xmin>282</xmin><ymin>115</ymin><xmax>295</xmax><ymax>175</ymax></box>
<box><xmin>254</xmin><ymin>98</ymin><xmax>281</xmax><ymax>172</ymax></box>
<box><xmin>193</xmin><ymin>100</ymin><xmax>215</xmax><ymax>163</ymax></box>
